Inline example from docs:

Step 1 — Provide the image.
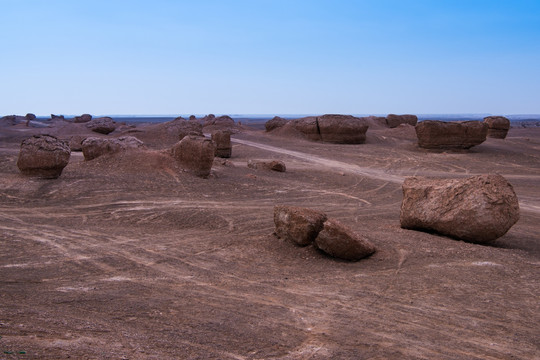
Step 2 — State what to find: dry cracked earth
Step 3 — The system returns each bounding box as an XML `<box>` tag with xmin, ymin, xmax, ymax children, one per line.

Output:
<box><xmin>0</xmin><ymin>123</ymin><xmax>539</xmax><ymax>359</ymax></box>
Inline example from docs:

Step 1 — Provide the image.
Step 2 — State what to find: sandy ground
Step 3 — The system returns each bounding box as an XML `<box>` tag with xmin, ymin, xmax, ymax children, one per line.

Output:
<box><xmin>0</xmin><ymin>122</ymin><xmax>539</xmax><ymax>359</ymax></box>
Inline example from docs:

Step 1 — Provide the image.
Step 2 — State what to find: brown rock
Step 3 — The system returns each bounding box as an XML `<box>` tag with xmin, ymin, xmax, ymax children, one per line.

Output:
<box><xmin>400</xmin><ymin>174</ymin><xmax>520</xmax><ymax>243</ymax></box>
<box><xmin>74</xmin><ymin>114</ymin><xmax>92</xmax><ymax>123</ymax></box>
<box><xmin>171</xmin><ymin>135</ymin><xmax>215</xmax><ymax>178</ymax></box>
<box><xmin>211</xmin><ymin>130</ymin><xmax>232</xmax><ymax>158</ymax></box>
<box><xmin>69</xmin><ymin>135</ymin><xmax>87</xmax><ymax>151</ymax></box>
<box><xmin>247</xmin><ymin>160</ymin><xmax>286</xmax><ymax>172</ymax></box>
<box><xmin>415</xmin><ymin>120</ymin><xmax>488</xmax><ymax>149</ymax></box>
<box><xmin>81</xmin><ymin>136</ymin><xmax>145</xmax><ymax>160</ymax></box>
<box><xmin>169</xmin><ymin>117</ymin><xmax>204</xmax><ymax>140</ymax></box>
<box><xmin>274</xmin><ymin>205</ymin><xmax>327</xmax><ymax>246</ymax></box>
<box><xmin>317</xmin><ymin>114</ymin><xmax>369</xmax><ymax>144</ymax></box>
<box><xmin>314</xmin><ymin>219</ymin><xmax>376</xmax><ymax>261</ymax></box>
<box><xmin>265</xmin><ymin>116</ymin><xmax>288</xmax><ymax>131</ymax></box>
<box><xmin>51</xmin><ymin>114</ymin><xmax>64</xmax><ymax>120</ymax></box>
<box><xmin>386</xmin><ymin>114</ymin><xmax>418</xmax><ymax>128</ymax></box>
<box><xmin>291</xmin><ymin>117</ymin><xmax>321</xmax><ymax>141</ymax></box>
<box><xmin>483</xmin><ymin>116</ymin><xmax>510</xmax><ymax>139</ymax></box>
<box><xmin>17</xmin><ymin>135</ymin><xmax>70</xmax><ymax>179</ymax></box>
<box><xmin>25</xmin><ymin>113</ymin><xmax>36</xmax><ymax>121</ymax></box>
<box><xmin>86</xmin><ymin>117</ymin><xmax>116</xmax><ymax>134</ymax></box>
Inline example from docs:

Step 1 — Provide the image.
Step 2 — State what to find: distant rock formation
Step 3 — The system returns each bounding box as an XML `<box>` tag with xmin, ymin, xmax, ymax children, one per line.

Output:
<box><xmin>415</xmin><ymin>120</ymin><xmax>487</xmax><ymax>149</ymax></box>
<box><xmin>314</xmin><ymin>219</ymin><xmax>377</xmax><ymax>261</ymax></box>
<box><xmin>274</xmin><ymin>205</ymin><xmax>327</xmax><ymax>246</ymax></box>
<box><xmin>400</xmin><ymin>174</ymin><xmax>520</xmax><ymax>243</ymax></box>
<box><xmin>483</xmin><ymin>116</ymin><xmax>510</xmax><ymax>139</ymax></box>
<box><xmin>74</xmin><ymin>114</ymin><xmax>93</xmax><ymax>123</ymax></box>
<box><xmin>386</xmin><ymin>114</ymin><xmax>418</xmax><ymax>128</ymax></box>
<box><xmin>203</xmin><ymin>115</ymin><xmax>235</xmax><ymax>129</ymax></box>
<box><xmin>17</xmin><ymin>135</ymin><xmax>71</xmax><ymax>179</ymax></box>
<box><xmin>86</xmin><ymin>117</ymin><xmax>116</xmax><ymax>134</ymax></box>
<box><xmin>273</xmin><ymin>205</ymin><xmax>376</xmax><ymax>261</ymax></box>
<box><xmin>51</xmin><ymin>114</ymin><xmax>65</xmax><ymax>120</ymax></box>
<box><xmin>170</xmin><ymin>117</ymin><xmax>204</xmax><ymax>140</ymax></box>
<box><xmin>69</xmin><ymin>135</ymin><xmax>87</xmax><ymax>151</ymax></box>
<box><xmin>25</xmin><ymin>113</ymin><xmax>36</xmax><ymax>121</ymax></box>
<box><xmin>81</xmin><ymin>136</ymin><xmax>145</xmax><ymax>160</ymax></box>
<box><xmin>211</xmin><ymin>130</ymin><xmax>232</xmax><ymax>158</ymax></box>
<box><xmin>265</xmin><ymin>116</ymin><xmax>288</xmax><ymax>132</ymax></box>
<box><xmin>171</xmin><ymin>135</ymin><xmax>215</xmax><ymax>178</ymax></box>
<box><xmin>272</xmin><ymin>114</ymin><xmax>369</xmax><ymax>144</ymax></box>
<box><xmin>189</xmin><ymin>115</ymin><xmax>197</xmax><ymax>121</ymax></box>
<box><xmin>247</xmin><ymin>160</ymin><xmax>286</xmax><ymax>172</ymax></box>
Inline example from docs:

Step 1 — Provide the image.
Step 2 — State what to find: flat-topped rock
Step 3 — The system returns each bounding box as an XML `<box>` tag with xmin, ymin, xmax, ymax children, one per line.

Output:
<box><xmin>386</xmin><ymin>114</ymin><xmax>418</xmax><ymax>128</ymax></box>
<box><xmin>483</xmin><ymin>116</ymin><xmax>510</xmax><ymax>139</ymax></box>
<box><xmin>81</xmin><ymin>136</ymin><xmax>145</xmax><ymax>160</ymax></box>
<box><xmin>400</xmin><ymin>174</ymin><xmax>520</xmax><ymax>243</ymax></box>
<box><xmin>171</xmin><ymin>135</ymin><xmax>215</xmax><ymax>178</ymax></box>
<box><xmin>415</xmin><ymin>120</ymin><xmax>488</xmax><ymax>149</ymax></box>
<box><xmin>317</xmin><ymin>114</ymin><xmax>369</xmax><ymax>144</ymax></box>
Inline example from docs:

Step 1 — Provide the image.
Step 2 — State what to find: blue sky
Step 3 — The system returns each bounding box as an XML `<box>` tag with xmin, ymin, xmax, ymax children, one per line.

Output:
<box><xmin>1</xmin><ymin>0</ymin><xmax>539</xmax><ymax>116</ymax></box>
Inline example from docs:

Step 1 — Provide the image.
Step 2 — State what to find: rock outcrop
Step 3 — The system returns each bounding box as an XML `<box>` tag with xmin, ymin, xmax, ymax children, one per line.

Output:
<box><xmin>265</xmin><ymin>116</ymin><xmax>288</xmax><ymax>132</ymax></box>
<box><xmin>211</xmin><ymin>130</ymin><xmax>232</xmax><ymax>158</ymax></box>
<box><xmin>171</xmin><ymin>135</ymin><xmax>215</xmax><ymax>178</ymax></box>
<box><xmin>247</xmin><ymin>160</ymin><xmax>286</xmax><ymax>172</ymax></box>
<box><xmin>483</xmin><ymin>116</ymin><xmax>510</xmax><ymax>139</ymax></box>
<box><xmin>203</xmin><ymin>115</ymin><xmax>235</xmax><ymax>129</ymax></box>
<box><xmin>317</xmin><ymin>114</ymin><xmax>369</xmax><ymax>144</ymax></box>
<box><xmin>314</xmin><ymin>219</ymin><xmax>377</xmax><ymax>261</ymax></box>
<box><xmin>386</xmin><ymin>114</ymin><xmax>418</xmax><ymax>128</ymax></box>
<box><xmin>74</xmin><ymin>114</ymin><xmax>93</xmax><ymax>123</ymax></box>
<box><xmin>415</xmin><ymin>120</ymin><xmax>488</xmax><ymax>149</ymax></box>
<box><xmin>274</xmin><ymin>205</ymin><xmax>327</xmax><ymax>246</ymax></box>
<box><xmin>86</xmin><ymin>117</ymin><xmax>116</xmax><ymax>134</ymax></box>
<box><xmin>25</xmin><ymin>113</ymin><xmax>36</xmax><ymax>121</ymax></box>
<box><xmin>81</xmin><ymin>136</ymin><xmax>145</xmax><ymax>160</ymax></box>
<box><xmin>400</xmin><ymin>174</ymin><xmax>520</xmax><ymax>243</ymax></box>
<box><xmin>51</xmin><ymin>114</ymin><xmax>65</xmax><ymax>120</ymax></box>
<box><xmin>172</xmin><ymin>117</ymin><xmax>204</xmax><ymax>140</ymax></box>
<box><xmin>16</xmin><ymin>135</ymin><xmax>71</xmax><ymax>179</ymax></box>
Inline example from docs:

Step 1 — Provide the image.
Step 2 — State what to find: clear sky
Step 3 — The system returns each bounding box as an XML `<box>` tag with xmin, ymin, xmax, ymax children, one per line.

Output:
<box><xmin>1</xmin><ymin>0</ymin><xmax>539</xmax><ymax>116</ymax></box>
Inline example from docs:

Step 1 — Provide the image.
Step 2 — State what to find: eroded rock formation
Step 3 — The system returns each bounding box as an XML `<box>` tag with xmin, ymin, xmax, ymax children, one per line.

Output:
<box><xmin>17</xmin><ymin>135</ymin><xmax>70</xmax><ymax>179</ymax></box>
<box><xmin>171</xmin><ymin>135</ymin><xmax>215</xmax><ymax>178</ymax></box>
<box><xmin>483</xmin><ymin>116</ymin><xmax>510</xmax><ymax>139</ymax></box>
<box><xmin>415</xmin><ymin>120</ymin><xmax>488</xmax><ymax>149</ymax></box>
<box><xmin>81</xmin><ymin>136</ymin><xmax>145</xmax><ymax>160</ymax></box>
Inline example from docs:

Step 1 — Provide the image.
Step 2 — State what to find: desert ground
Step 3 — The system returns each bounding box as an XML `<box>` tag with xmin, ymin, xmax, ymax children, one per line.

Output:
<box><xmin>0</xmin><ymin>119</ymin><xmax>539</xmax><ymax>359</ymax></box>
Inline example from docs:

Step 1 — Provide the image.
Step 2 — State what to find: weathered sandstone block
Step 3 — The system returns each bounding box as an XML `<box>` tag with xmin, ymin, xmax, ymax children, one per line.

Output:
<box><xmin>400</xmin><ymin>174</ymin><xmax>520</xmax><ymax>243</ymax></box>
<box><xmin>211</xmin><ymin>130</ymin><xmax>232</xmax><ymax>158</ymax></box>
<box><xmin>17</xmin><ymin>135</ymin><xmax>70</xmax><ymax>179</ymax></box>
<box><xmin>74</xmin><ymin>113</ymin><xmax>92</xmax><ymax>123</ymax></box>
<box><xmin>265</xmin><ymin>116</ymin><xmax>288</xmax><ymax>131</ymax></box>
<box><xmin>274</xmin><ymin>205</ymin><xmax>327</xmax><ymax>246</ymax></box>
<box><xmin>314</xmin><ymin>219</ymin><xmax>376</xmax><ymax>261</ymax></box>
<box><xmin>483</xmin><ymin>116</ymin><xmax>510</xmax><ymax>139</ymax></box>
<box><xmin>386</xmin><ymin>114</ymin><xmax>418</xmax><ymax>128</ymax></box>
<box><xmin>317</xmin><ymin>114</ymin><xmax>369</xmax><ymax>144</ymax></box>
<box><xmin>81</xmin><ymin>136</ymin><xmax>144</xmax><ymax>160</ymax></box>
<box><xmin>415</xmin><ymin>120</ymin><xmax>488</xmax><ymax>149</ymax></box>
<box><xmin>86</xmin><ymin>117</ymin><xmax>116</xmax><ymax>134</ymax></box>
<box><xmin>171</xmin><ymin>135</ymin><xmax>215</xmax><ymax>178</ymax></box>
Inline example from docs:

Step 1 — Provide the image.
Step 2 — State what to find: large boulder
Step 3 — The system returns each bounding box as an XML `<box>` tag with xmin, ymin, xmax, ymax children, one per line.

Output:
<box><xmin>74</xmin><ymin>113</ymin><xmax>93</xmax><ymax>123</ymax></box>
<box><xmin>291</xmin><ymin>117</ymin><xmax>321</xmax><ymax>141</ymax></box>
<box><xmin>265</xmin><ymin>116</ymin><xmax>288</xmax><ymax>131</ymax></box>
<box><xmin>400</xmin><ymin>174</ymin><xmax>520</xmax><ymax>243</ymax></box>
<box><xmin>483</xmin><ymin>116</ymin><xmax>510</xmax><ymax>139</ymax></box>
<box><xmin>274</xmin><ymin>205</ymin><xmax>327</xmax><ymax>246</ymax></box>
<box><xmin>386</xmin><ymin>114</ymin><xmax>418</xmax><ymax>128</ymax></box>
<box><xmin>81</xmin><ymin>136</ymin><xmax>145</xmax><ymax>160</ymax></box>
<box><xmin>317</xmin><ymin>114</ymin><xmax>369</xmax><ymax>144</ymax></box>
<box><xmin>17</xmin><ymin>135</ymin><xmax>71</xmax><ymax>179</ymax></box>
<box><xmin>314</xmin><ymin>219</ymin><xmax>376</xmax><ymax>261</ymax></box>
<box><xmin>415</xmin><ymin>120</ymin><xmax>488</xmax><ymax>149</ymax></box>
<box><xmin>211</xmin><ymin>130</ymin><xmax>232</xmax><ymax>158</ymax></box>
<box><xmin>69</xmin><ymin>135</ymin><xmax>87</xmax><ymax>151</ymax></box>
<box><xmin>51</xmin><ymin>114</ymin><xmax>65</xmax><ymax>120</ymax></box>
<box><xmin>86</xmin><ymin>117</ymin><xmax>116</xmax><ymax>134</ymax></box>
<box><xmin>171</xmin><ymin>135</ymin><xmax>215</xmax><ymax>178</ymax></box>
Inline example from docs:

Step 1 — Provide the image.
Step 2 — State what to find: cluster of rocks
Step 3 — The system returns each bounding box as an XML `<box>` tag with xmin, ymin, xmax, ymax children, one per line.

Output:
<box><xmin>274</xmin><ymin>205</ymin><xmax>376</xmax><ymax>261</ymax></box>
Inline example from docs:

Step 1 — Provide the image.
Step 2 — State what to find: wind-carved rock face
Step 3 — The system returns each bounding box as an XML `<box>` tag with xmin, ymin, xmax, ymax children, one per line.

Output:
<box><xmin>17</xmin><ymin>135</ymin><xmax>71</xmax><ymax>179</ymax></box>
<box><xmin>171</xmin><ymin>135</ymin><xmax>215</xmax><ymax>178</ymax></box>
<box><xmin>483</xmin><ymin>116</ymin><xmax>510</xmax><ymax>139</ymax></box>
<box><xmin>415</xmin><ymin>120</ymin><xmax>488</xmax><ymax>149</ymax></box>
<box><xmin>400</xmin><ymin>174</ymin><xmax>520</xmax><ymax>243</ymax></box>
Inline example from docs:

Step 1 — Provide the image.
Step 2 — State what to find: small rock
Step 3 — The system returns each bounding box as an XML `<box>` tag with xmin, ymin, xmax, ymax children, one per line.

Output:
<box><xmin>274</xmin><ymin>205</ymin><xmax>327</xmax><ymax>246</ymax></box>
<box><xmin>314</xmin><ymin>219</ymin><xmax>376</xmax><ymax>261</ymax></box>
